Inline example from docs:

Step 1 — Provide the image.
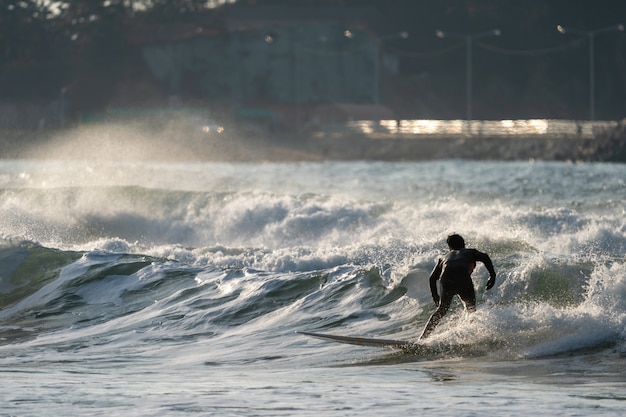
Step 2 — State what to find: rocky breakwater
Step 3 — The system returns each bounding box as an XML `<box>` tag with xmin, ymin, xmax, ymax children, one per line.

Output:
<box><xmin>302</xmin><ymin>122</ymin><xmax>626</xmax><ymax>162</ymax></box>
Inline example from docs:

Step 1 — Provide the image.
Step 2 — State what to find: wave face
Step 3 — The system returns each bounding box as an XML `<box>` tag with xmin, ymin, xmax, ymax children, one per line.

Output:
<box><xmin>1</xmin><ymin>160</ymin><xmax>625</xmax><ymax>365</ymax></box>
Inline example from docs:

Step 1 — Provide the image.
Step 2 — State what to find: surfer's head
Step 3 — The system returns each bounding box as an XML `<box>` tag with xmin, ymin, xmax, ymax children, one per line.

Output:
<box><xmin>446</xmin><ymin>233</ymin><xmax>465</xmax><ymax>250</ymax></box>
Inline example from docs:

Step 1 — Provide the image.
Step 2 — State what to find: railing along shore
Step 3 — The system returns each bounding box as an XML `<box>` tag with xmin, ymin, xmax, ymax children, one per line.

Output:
<box><xmin>338</xmin><ymin>119</ymin><xmax>621</xmax><ymax>139</ymax></box>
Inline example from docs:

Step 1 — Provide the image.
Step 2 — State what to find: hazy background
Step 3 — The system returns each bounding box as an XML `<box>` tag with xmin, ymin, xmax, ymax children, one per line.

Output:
<box><xmin>2</xmin><ymin>0</ymin><xmax>625</xmax><ymax>135</ymax></box>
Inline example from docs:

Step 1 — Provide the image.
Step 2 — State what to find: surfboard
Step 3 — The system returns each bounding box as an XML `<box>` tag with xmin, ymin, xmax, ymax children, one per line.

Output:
<box><xmin>297</xmin><ymin>331</ymin><xmax>418</xmax><ymax>350</ymax></box>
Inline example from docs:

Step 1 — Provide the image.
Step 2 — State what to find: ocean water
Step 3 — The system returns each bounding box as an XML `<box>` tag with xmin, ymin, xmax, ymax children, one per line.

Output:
<box><xmin>1</xmin><ymin>158</ymin><xmax>625</xmax><ymax>416</ymax></box>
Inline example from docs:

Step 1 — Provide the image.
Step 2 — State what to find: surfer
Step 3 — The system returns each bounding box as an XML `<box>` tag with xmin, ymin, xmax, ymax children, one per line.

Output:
<box><xmin>420</xmin><ymin>234</ymin><xmax>496</xmax><ymax>340</ymax></box>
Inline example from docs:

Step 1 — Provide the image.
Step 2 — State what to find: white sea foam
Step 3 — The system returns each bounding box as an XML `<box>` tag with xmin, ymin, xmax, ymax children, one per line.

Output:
<box><xmin>1</xmin><ymin>159</ymin><xmax>626</xmax><ymax>414</ymax></box>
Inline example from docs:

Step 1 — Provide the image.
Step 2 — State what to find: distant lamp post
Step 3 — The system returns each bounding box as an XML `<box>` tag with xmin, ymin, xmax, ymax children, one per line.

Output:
<box><xmin>373</xmin><ymin>31</ymin><xmax>409</xmax><ymax>105</ymax></box>
<box><xmin>293</xmin><ymin>30</ymin><xmax>356</xmax><ymax>128</ymax></box>
<box><xmin>557</xmin><ymin>24</ymin><xmax>624</xmax><ymax>121</ymax></box>
<box><xmin>436</xmin><ymin>29</ymin><xmax>500</xmax><ymax>126</ymax></box>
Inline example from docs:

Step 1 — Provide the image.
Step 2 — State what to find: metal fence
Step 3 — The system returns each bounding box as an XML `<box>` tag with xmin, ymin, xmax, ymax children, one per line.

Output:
<box><xmin>343</xmin><ymin>119</ymin><xmax>621</xmax><ymax>139</ymax></box>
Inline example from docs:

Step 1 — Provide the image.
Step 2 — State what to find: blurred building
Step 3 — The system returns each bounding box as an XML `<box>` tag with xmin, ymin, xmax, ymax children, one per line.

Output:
<box><xmin>139</xmin><ymin>5</ymin><xmax>396</xmax><ymax>128</ymax></box>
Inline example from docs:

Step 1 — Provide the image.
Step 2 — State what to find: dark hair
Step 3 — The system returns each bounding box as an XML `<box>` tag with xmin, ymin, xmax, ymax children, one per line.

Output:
<box><xmin>446</xmin><ymin>234</ymin><xmax>465</xmax><ymax>250</ymax></box>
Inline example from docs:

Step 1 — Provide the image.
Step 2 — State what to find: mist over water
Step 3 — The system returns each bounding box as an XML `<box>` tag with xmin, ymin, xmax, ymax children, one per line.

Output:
<box><xmin>14</xmin><ymin>118</ymin><xmax>287</xmax><ymax>163</ymax></box>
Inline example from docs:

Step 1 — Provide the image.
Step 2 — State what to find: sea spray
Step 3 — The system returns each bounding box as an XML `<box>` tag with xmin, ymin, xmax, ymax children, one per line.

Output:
<box><xmin>1</xmin><ymin>160</ymin><xmax>626</xmax><ymax>416</ymax></box>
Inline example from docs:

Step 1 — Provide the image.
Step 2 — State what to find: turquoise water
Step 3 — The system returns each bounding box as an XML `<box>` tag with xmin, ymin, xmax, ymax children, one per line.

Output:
<box><xmin>1</xmin><ymin>159</ymin><xmax>625</xmax><ymax>416</ymax></box>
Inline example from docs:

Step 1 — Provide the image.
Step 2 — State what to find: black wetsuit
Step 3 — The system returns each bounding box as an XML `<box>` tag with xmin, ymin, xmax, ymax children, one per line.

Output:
<box><xmin>420</xmin><ymin>248</ymin><xmax>496</xmax><ymax>340</ymax></box>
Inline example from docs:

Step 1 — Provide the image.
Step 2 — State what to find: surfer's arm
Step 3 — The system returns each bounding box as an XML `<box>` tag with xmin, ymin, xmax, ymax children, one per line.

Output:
<box><xmin>474</xmin><ymin>250</ymin><xmax>497</xmax><ymax>289</ymax></box>
<box><xmin>428</xmin><ymin>259</ymin><xmax>443</xmax><ymax>305</ymax></box>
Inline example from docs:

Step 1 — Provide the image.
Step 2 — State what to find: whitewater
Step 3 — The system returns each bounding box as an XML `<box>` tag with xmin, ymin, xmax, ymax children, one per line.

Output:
<box><xmin>1</xmin><ymin>158</ymin><xmax>625</xmax><ymax>416</ymax></box>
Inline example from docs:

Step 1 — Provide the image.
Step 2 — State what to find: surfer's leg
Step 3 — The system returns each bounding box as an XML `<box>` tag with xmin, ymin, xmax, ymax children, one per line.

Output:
<box><xmin>420</xmin><ymin>291</ymin><xmax>453</xmax><ymax>340</ymax></box>
<box><xmin>459</xmin><ymin>283</ymin><xmax>476</xmax><ymax>313</ymax></box>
